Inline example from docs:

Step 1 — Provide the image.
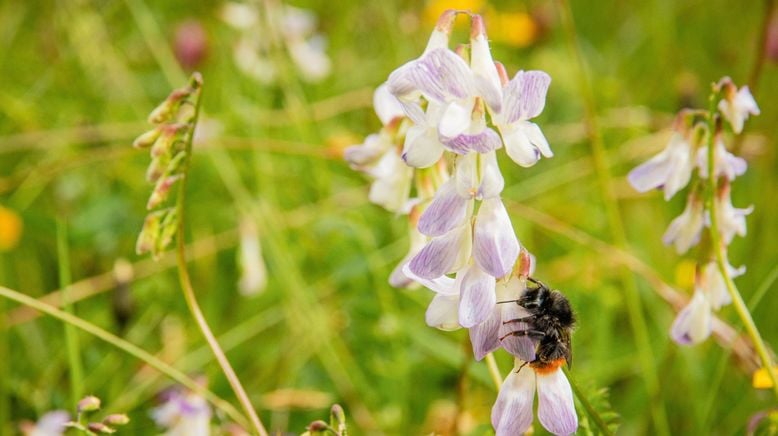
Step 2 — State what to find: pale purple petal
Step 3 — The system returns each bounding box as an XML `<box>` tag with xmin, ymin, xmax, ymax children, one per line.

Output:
<box><xmin>402</xmin><ymin>125</ymin><xmax>444</xmax><ymax>168</ymax></box>
<box><xmin>344</xmin><ymin>133</ymin><xmax>388</xmax><ymax>170</ymax></box>
<box><xmin>492</xmin><ymin>368</ymin><xmax>536</xmax><ymax>436</ymax></box>
<box><xmin>388</xmin><ymin>48</ymin><xmax>474</xmax><ymax>102</ymax></box>
<box><xmin>373</xmin><ymin>83</ymin><xmax>405</xmax><ymax>125</ymax></box>
<box><xmin>670</xmin><ymin>291</ymin><xmax>712</xmax><ymax>345</ymax></box>
<box><xmin>477</xmin><ymin>150</ymin><xmax>505</xmax><ymax>199</ymax></box>
<box><xmin>662</xmin><ymin>199</ymin><xmax>704</xmax><ymax>254</ymax></box>
<box><xmin>697</xmin><ymin>140</ymin><xmax>747</xmax><ymax>181</ymax></box>
<box><xmin>426</xmin><ymin>293</ymin><xmax>461</xmax><ymax>331</ymax></box>
<box><xmin>388</xmin><ymin>230</ymin><xmax>427</xmax><ymax>288</ymax></box>
<box><xmin>628</xmin><ymin>149</ymin><xmax>673</xmax><ymax>193</ymax></box>
<box><xmin>537</xmin><ymin>368</ymin><xmax>578</xmax><ymax>435</ymax></box>
<box><xmin>408</xmin><ymin>224</ymin><xmax>471</xmax><ymax>279</ymax></box>
<box><xmin>469</xmin><ymin>306</ymin><xmax>501</xmax><ymax>360</ymax></box>
<box><xmin>473</xmin><ymin>198</ymin><xmax>520</xmax><ymax>278</ymax></box>
<box><xmin>418</xmin><ymin>178</ymin><xmax>470</xmax><ymax>237</ymax></box>
<box><xmin>499</xmin><ymin>302</ymin><xmax>537</xmax><ymax>362</ymax></box>
<box><xmin>502</xmin><ymin>70</ymin><xmax>551</xmax><ymax>123</ymax></box>
<box><xmin>459</xmin><ymin>265</ymin><xmax>497</xmax><ymax>328</ymax></box>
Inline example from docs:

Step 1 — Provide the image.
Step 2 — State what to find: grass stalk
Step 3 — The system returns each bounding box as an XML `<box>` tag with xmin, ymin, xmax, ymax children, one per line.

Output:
<box><xmin>174</xmin><ymin>75</ymin><xmax>268</xmax><ymax>436</ymax></box>
<box><xmin>704</xmin><ymin>93</ymin><xmax>778</xmax><ymax>401</ymax></box>
<box><xmin>555</xmin><ymin>1</ymin><xmax>670</xmax><ymax>433</ymax></box>
<box><xmin>0</xmin><ymin>285</ymin><xmax>249</xmax><ymax>429</ymax></box>
<box><xmin>485</xmin><ymin>353</ymin><xmax>503</xmax><ymax>391</ymax></box>
<box><xmin>56</xmin><ymin>218</ymin><xmax>84</xmax><ymax>405</ymax></box>
<box><xmin>564</xmin><ymin>367</ymin><xmax>615</xmax><ymax>436</ymax></box>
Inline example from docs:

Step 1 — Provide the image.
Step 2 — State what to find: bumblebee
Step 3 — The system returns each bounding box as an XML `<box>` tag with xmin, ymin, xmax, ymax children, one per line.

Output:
<box><xmin>500</xmin><ymin>277</ymin><xmax>575</xmax><ymax>371</ymax></box>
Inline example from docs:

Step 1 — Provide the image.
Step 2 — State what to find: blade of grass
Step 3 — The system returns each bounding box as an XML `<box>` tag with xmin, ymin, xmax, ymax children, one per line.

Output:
<box><xmin>56</xmin><ymin>218</ymin><xmax>84</xmax><ymax>405</ymax></box>
<box><xmin>0</xmin><ymin>285</ymin><xmax>249</xmax><ymax>429</ymax></box>
<box><xmin>555</xmin><ymin>1</ymin><xmax>670</xmax><ymax>433</ymax></box>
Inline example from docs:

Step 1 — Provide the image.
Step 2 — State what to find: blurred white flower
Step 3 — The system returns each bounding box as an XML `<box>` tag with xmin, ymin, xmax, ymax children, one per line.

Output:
<box><xmin>697</xmin><ymin>135</ymin><xmax>747</xmax><ymax>181</ymax></box>
<box><xmin>628</xmin><ymin>131</ymin><xmax>695</xmax><ymax>200</ymax></box>
<box><xmin>238</xmin><ymin>217</ymin><xmax>267</xmax><ymax>296</ymax></box>
<box><xmin>662</xmin><ymin>194</ymin><xmax>704</xmax><ymax>254</ymax></box>
<box><xmin>152</xmin><ymin>387</ymin><xmax>212</xmax><ymax>436</ymax></box>
<box><xmin>718</xmin><ymin>80</ymin><xmax>760</xmax><ymax>134</ymax></box>
<box><xmin>20</xmin><ymin>411</ymin><xmax>70</xmax><ymax>436</ymax></box>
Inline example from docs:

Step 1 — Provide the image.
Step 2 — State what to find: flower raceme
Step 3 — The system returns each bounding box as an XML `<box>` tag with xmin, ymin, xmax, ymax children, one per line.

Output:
<box><xmin>628</xmin><ymin>77</ymin><xmax>758</xmax><ymax>346</ymax></box>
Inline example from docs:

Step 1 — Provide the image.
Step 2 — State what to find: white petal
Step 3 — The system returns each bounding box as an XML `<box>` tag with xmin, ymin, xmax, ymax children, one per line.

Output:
<box><xmin>438</xmin><ymin>100</ymin><xmax>472</xmax><ymax>138</ymax></box>
<box><xmin>418</xmin><ymin>178</ymin><xmax>470</xmax><ymax>237</ymax></box>
<box><xmin>502</xmin><ymin>70</ymin><xmax>551</xmax><ymax>123</ymax></box>
<box><xmin>501</xmin><ymin>122</ymin><xmax>543</xmax><ymax>167</ymax></box>
<box><xmin>491</xmin><ymin>367</ymin><xmax>536</xmax><ymax>436</ymax></box>
<box><xmin>459</xmin><ymin>264</ymin><xmax>497</xmax><ymax>328</ymax></box>
<box><xmin>455</xmin><ymin>152</ymin><xmax>478</xmax><ymax>198</ymax></box>
<box><xmin>373</xmin><ymin>83</ymin><xmax>406</xmax><ymax>125</ymax></box>
<box><xmin>408</xmin><ymin>224</ymin><xmax>471</xmax><ymax>279</ymax></box>
<box><xmin>344</xmin><ymin>133</ymin><xmax>389</xmax><ymax>170</ymax></box>
<box><xmin>670</xmin><ymin>290</ymin><xmax>712</xmax><ymax>345</ymax></box>
<box><xmin>473</xmin><ymin>198</ymin><xmax>520</xmax><ymax>278</ymax></box>
<box><xmin>536</xmin><ymin>368</ymin><xmax>578</xmax><ymax>435</ymax></box>
<box><xmin>401</xmin><ymin>264</ymin><xmax>459</xmax><ymax>295</ymax></box>
<box><xmin>477</xmin><ymin>150</ymin><xmax>505</xmax><ymax>199</ymax></box>
<box><xmin>470</xmin><ymin>33</ymin><xmax>503</xmax><ymax>112</ymax></box>
<box><xmin>402</xmin><ymin>125</ymin><xmax>444</xmax><ymax>168</ymax></box>
<box><xmin>662</xmin><ymin>199</ymin><xmax>704</xmax><ymax>254</ymax></box>
<box><xmin>426</xmin><ymin>293</ymin><xmax>461</xmax><ymax>330</ymax></box>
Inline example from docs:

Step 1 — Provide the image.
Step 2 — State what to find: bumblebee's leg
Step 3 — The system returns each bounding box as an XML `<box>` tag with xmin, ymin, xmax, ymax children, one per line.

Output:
<box><xmin>501</xmin><ymin>314</ymin><xmax>536</xmax><ymax>325</ymax></box>
<box><xmin>499</xmin><ymin>329</ymin><xmax>545</xmax><ymax>342</ymax></box>
<box><xmin>515</xmin><ymin>360</ymin><xmax>530</xmax><ymax>373</ymax></box>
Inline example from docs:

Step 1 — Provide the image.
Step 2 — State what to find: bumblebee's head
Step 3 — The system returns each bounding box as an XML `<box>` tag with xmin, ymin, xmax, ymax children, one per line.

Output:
<box><xmin>518</xmin><ymin>283</ymin><xmax>547</xmax><ymax>310</ymax></box>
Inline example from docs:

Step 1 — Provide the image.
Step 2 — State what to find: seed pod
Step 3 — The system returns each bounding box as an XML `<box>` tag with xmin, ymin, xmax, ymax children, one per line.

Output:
<box><xmin>77</xmin><ymin>395</ymin><xmax>101</xmax><ymax>413</ymax></box>
<box><xmin>103</xmin><ymin>414</ymin><xmax>130</xmax><ymax>426</ymax></box>
<box><xmin>148</xmin><ymin>88</ymin><xmax>192</xmax><ymax>124</ymax></box>
<box><xmin>133</xmin><ymin>126</ymin><xmax>162</xmax><ymax>149</ymax></box>
<box><xmin>136</xmin><ymin>209</ymin><xmax>165</xmax><ymax>255</ymax></box>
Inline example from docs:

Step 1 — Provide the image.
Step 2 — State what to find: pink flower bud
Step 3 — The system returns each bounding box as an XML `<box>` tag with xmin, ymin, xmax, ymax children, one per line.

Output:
<box><xmin>174</xmin><ymin>20</ymin><xmax>208</xmax><ymax>70</ymax></box>
<box><xmin>77</xmin><ymin>395</ymin><xmax>101</xmax><ymax>413</ymax></box>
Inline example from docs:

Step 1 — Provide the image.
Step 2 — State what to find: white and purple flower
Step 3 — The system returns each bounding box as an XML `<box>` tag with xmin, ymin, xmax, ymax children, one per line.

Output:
<box><xmin>717</xmin><ymin>78</ymin><xmax>760</xmax><ymax>134</ymax></box>
<box><xmin>492</xmin><ymin>359</ymin><xmax>578</xmax><ymax>436</ymax></box>
<box><xmin>628</xmin><ymin>118</ymin><xmax>696</xmax><ymax>200</ymax></box>
<box><xmin>152</xmin><ymin>387</ymin><xmax>212</xmax><ymax>436</ymax></box>
<box><xmin>20</xmin><ymin>411</ymin><xmax>70</xmax><ymax>436</ymax></box>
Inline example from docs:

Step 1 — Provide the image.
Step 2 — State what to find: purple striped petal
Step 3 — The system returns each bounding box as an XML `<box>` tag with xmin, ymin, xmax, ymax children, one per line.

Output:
<box><xmin>473</xmin><ymin>198</ymin><xmax>520</xmax><ymax>278</ymax></box>
<box><xmin>492</xmin><ymin>368</ymin><xmax>535</xmax><ymax>436</ymax></box>
<box><xmin>388</xmin><ymin>48</ymin><xmax>474</xmax><ymax>102</ymax></box>
<box><xmin>418</xmin><ymin>179</ymin><xmax>470</xmax><ymax>237</ymax></box>
<box><xmin>426</xmin><ymin>293</ymin><xmax>461</xmax><ymax>331</ymax></box>
<box><xmin>469</xmin><ymin>306</ymin><xmax>501</xmax><ymax>360</ymax></box>
<box><xmin>408</xmin><ymin>224</ymin><xmax>471</xmax><ymax>280</ymax></box>
<box><xmin>537</xmin><ymin>368</ymin><xmax>578</xmax><ymax>435</ymax></box>
<box><xmin>441</xmin><ymin>127</ymin><xmax>502</xmax><ymax>155</ymax></box>
<box><xmin>458</xmin><ymin>265</ymin><xmax>496</xmax><ymax>328</ymax></box>
<box><xmin>401</xmin><ymin>264</ymin><xmax>460</xmax><ymax>295</ymax></box>
<box><xmin>502</xmin><ymin>70</ymin><xmax>551</xmax><ymax>123</ymax></box>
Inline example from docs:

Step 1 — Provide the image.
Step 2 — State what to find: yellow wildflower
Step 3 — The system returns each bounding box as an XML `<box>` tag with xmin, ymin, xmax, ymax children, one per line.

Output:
<box><xmin>0</xmin><ymin>205</ymin><xmax>23</xmax><ymax>251</ymax></box>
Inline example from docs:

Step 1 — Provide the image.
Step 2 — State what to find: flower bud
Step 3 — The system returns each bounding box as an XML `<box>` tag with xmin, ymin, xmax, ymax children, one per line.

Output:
<box><xmin>77</xmin><ymin>395</ymin><xmax>101</xmax><ymax>413</ymax></box>
<box><xmin>87</xmin><ymin>422</ymin><xmax>116</xmax><ymax>434</ymax></box>
<box><xmin>146</xmin><ymin>174</ymin><xmax>183</xmax><ymax>210</ymax></box>
<box><xmin>133</xmin><ymin>126</ymin><xmax>162</xmax><ymax>149</ymax></box>
<box><xmin>146</xmin><ymin>155</ymin><xmax>168</xmax><ymax>183</ymax></box>
<box><xmin>136</xmin><ymin>210</ymin><xmax>165</xmax><ymax>255</ymax></box>
<box><xmin>103</xmin><ymin>414</ymin><xmax>130</xmax><ymax>426</ymax></box>
<box><xmin>156</xmin><ymin>208</ymin><xmax>179</xmax><ymax>255</ymax></box>
<box><xmin>148</xmin><ymin>88</ymin><xmax>191</xmax><ymax>124</ymax></box>
<box><xmin>151</xmin><ymin>124</ymin><xmax>187</xmax><ymax>158</ymax></box>
<box><xmin>330</xmin><ymin>404</ymin><xmax>346</xmax><ymax>431</ymax></box>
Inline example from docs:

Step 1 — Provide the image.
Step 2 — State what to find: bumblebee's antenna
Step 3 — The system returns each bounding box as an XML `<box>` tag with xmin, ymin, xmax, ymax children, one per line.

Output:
<box><xmin>496</xmin><ymin>299</ymin><xmax>519</xmax><ymax>304</ymax></box>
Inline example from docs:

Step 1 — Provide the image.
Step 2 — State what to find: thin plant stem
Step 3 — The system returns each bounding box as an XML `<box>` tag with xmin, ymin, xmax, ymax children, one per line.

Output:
<box><xmin>485</xmin><ymin>353</ymin><xmax>502</xmax><ymax>390</ymax></box>
<box><xmin>555</xmin><ymin>1</ymin><xmax>670</xmax><ymax>434</ymax></box>
<box><xmin>0</xmin><ymin>257</ymin><xmax>8</xmax><ymax>435</ymax></box>
<box><xmin>56</xmin><ymin>218</ymin><xmax>84</xmax><ymax>405</ymax></box>
<box><xmin>563</xmin><ymin>367</ymin><xmax>615</xmax><ymax>436</ymax></box>
<box><xmin>174</xmin><ymin>74</ymin><xmax>268</xmax><ymax>436</ymax></box>
<box><xmin>704</xmin><ymin>93</ymin><xmax>778</xmax><ymax>401</ymax></box>
<box><xmin>0</xmin><ymin>285</ymin><xmax>249</xmax><ymax>429</ymax></box>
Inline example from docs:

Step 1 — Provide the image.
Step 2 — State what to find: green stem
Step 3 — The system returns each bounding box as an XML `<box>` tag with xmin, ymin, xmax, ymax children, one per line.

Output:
<box><xmin>485</xmin><ymin>353</ymin><xmax>502</xmax><ymax>390</ymax></box>
<box><xmin>555</xmin><ymin>1</ymin><xmax>670</xmax><ymax>434</ymax></box>
<box><xmin>704</xmin><ymin>93</ymin><xmax>778</xmax><ymax>401</ymax></box>
<box><xmin>0</xmin><ymin>285</ymin><xmax>249</xmax><ymax>428</ymax></box>
<box><xmin>563</xmin><ymin>367</ymin><xmax>614</xmax><ymax>436</ymax></box>
<box><xmin>175</xmin><ymin>75</ymin><xmax>268</xmax><ymax>436</ymax></box>
<box><xmin>56</xmin><ymin>218</ymin><xmax>84</xmax><ymax>405</ymax></box>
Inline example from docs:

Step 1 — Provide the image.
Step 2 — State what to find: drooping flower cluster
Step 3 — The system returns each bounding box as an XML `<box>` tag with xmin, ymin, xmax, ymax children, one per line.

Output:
<box><xmin>133</xmin><ymin>74</ymin><xmax>203</xmax><ymax>259</ymax></box>
<box><xmin>221</xmin><ymin>2</ymin><xmax>331</xmax><ymax>84</ymax></box>
<box><xmin>628</xmin><ymin>77</ymin><xmax>758</xmax><ymax>345</ymax></box>
<box><xmin>347</xmin><ymin>10</ymin><xmax>577</xmax><ymax>435</ymax></box>
<box><xmin>237</xmin><ymin>216</ymin><xmax>268</xmax><ymax>296</ymax></box>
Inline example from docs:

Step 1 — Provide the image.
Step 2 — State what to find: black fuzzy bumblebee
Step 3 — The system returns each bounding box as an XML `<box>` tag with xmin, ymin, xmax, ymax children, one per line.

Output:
<box><xmin>500</xmin><ymin>277</ymin><xmax>575</xmax><ymax>371</ymax></box>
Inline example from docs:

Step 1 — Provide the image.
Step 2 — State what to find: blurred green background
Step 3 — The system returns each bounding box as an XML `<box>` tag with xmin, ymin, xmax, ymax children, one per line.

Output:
<box><xmin>1</xmin><ymin>0</ymin><xmax>777</xmax><ymax>434</ymax></box>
